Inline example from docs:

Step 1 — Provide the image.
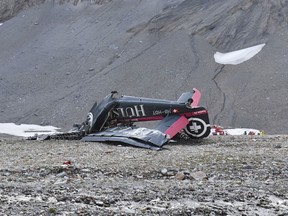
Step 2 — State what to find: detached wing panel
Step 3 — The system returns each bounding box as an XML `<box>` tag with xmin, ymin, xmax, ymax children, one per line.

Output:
<box><xmin>82</xmin><ymin>126</ymin><xmax>169</xmax><ymax>150</ymax></box>
<box><xmin>82</xmin><ymin>135</ymin><xmax>161</xmax><ymax>150</ymax></box>
<box><xmin>156</xmin><ymin>115</ymin><xmax>189</xmax><ymax>139</ymax></box>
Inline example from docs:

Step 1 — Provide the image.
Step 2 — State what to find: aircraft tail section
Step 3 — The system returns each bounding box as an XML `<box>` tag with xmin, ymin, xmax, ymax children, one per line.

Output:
<box><xmin>177</xmin><ymin>88</ymin><xmax>201</xmax><ymax>107</ymax></box>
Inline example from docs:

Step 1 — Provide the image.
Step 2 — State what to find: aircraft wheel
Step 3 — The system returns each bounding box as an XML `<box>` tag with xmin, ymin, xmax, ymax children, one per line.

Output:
<box><xmin>84</xmin><ymin>112</ymin><xmax>93</xmax><ymax>134</ymax></box>
<box><xmin>184</xmin><ymin>117</ymin><xmax>210</xmax><ymax>139</ymax></box>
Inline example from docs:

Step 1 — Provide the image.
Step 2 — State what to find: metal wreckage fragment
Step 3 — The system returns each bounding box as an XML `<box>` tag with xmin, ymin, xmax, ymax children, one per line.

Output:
<box><xmin>31</xmin><ymin>88</ymin><xmax>211</xmax><ymax>150</ymax></box>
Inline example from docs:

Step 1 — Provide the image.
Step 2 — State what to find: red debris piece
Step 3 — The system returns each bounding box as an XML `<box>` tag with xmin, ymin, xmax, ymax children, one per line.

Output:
<box><xmin>211</xmin><ymin>125</ymin><xmax>225</xmax><ymax>135</ymax></box>
<box><xmin>63</xmin><ymin>160</ymin><xmax>72</xmax><ymax>165</ymax></box>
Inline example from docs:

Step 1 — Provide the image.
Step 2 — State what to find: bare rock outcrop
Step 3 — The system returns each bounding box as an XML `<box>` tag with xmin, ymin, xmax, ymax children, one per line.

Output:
<box><xmin>0</xmin><ymin>0</ymin><xmax>43</xmax><ymax>21</ymax></box>
<box><xmin>137</xmin><ymin>0</ymin><xmax>288</xmax><ymax>50</ymax></box>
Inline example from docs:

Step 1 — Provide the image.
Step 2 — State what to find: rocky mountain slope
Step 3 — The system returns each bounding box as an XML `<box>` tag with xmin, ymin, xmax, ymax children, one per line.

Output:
<box><xmin>0</xmin><ymin>0</ymin><xmax>287</xmax><ymax>134</ymax></box>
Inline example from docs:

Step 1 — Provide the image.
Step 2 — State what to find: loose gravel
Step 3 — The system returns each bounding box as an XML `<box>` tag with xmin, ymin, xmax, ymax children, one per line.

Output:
<box><xmin>0</xmin><ymin>135</ymin><xmax>287</xmax><ymax>215</ymax></box>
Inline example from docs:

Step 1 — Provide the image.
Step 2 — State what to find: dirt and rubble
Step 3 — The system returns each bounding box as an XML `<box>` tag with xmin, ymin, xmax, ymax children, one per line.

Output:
<box><xmin>0</xmin><ymin>135</ymin><xmax>287</xmax><ymax>215</ymax></box>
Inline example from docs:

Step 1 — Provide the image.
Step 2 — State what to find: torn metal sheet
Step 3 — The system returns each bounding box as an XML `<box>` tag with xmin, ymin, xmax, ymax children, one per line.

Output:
<box><xmin>82</xmin><ymin>127</ymin><xmax>169</xmax><ymax>150</ymax></box>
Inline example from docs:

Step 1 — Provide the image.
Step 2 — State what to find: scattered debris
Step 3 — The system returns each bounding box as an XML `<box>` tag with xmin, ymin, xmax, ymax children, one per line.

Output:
<box><xmin>210</xmin><ymin>125</ymin><xmax>264</xmax><ymax>136</ymax></box>
<box><xmin>63</xmin><ymin>160</ymin><xmax>72</xmax><ymax>165</ymax></box>
<box><xmin>211</xmin><ymin>125</ymin><xmax>225</xmax><ymax>135</ymax></box>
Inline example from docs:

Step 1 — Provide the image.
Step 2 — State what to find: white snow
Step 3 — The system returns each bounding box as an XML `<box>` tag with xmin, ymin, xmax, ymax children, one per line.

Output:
<box><xmin>214</xmin><ymin>43</ymin><xmax>265</xmax><ymax>65</ymax></box>
<box><xmin>0</xmin><ymin>23</ymin><xmax>3</xmax><ymax>27</ymax></box>
<box><xmin>0</xmin><ymin>123</ymin><xmax>60</xmax><ymax>137</ymax></box>
<box><xmin>224</xmin><ymin>128</ymin><xmax>261</xmax><ymax>136</ymax></box>
<box><xmin>1</xmin><ymin>194</ymin><xmax>43</xmax><ymax>203</ymax></box>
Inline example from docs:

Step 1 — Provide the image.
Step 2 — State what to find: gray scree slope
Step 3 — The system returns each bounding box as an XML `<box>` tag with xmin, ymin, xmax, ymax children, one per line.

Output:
<box><xmin>0</xmin><ymin>0</ymin><xmax>287</xmax><ymax>134</ymax></box>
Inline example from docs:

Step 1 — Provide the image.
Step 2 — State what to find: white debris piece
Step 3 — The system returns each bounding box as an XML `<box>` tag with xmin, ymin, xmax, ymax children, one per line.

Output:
<box><xmin>214</xmin><ymin>43</ymin><xmax>265</xmax><ymax>65</ymax></box>
<box><xmin>0</xmin><ymin>123</ymin><xmax>60</xmax><ymax>137</ymax></box>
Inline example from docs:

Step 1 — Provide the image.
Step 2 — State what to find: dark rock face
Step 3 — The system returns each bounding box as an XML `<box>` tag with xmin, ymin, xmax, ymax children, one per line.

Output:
<box><xmin>0</xmin><ymin>0</ymin><xmax>110</xmax><ymax>21</ymax></box>
<box><xmin>142</xmin><ymin>0</ymin><xmax>288</xmax><ymax>50</ymax></box>
<box><xmin>0</xmin><ymin>0</ymin><xmax>43</xmax><ymax>21</ymax></box>
<box><xmin>0</xmin><ymin>0</ymin><xmax>287</xmax><ymax>134</ymax></box>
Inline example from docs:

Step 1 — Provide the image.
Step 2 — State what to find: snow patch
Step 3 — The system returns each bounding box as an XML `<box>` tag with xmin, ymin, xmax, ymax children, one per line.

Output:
<box><xmin>224</xmin><ymin>128</ymin><xmax>261</xmax><ymax>136</ymax></box>
<box><xmin>0</xmin><ymin>123</ymin><xmax>60</xmax><ymax>137</ymax></box>
<box><xmin>214</xmin><ymin>44</ymin><xmax>265</xmax><ymax>65</ymax></box>
<box><xmin>210</xmin><ymin>125</ymin><xmax>263</xmax><ymax>136</ymax></box>
<box><xmin>0</xmin><ymin>23</ymin><xmax>3</xmax><ymax>26</ymax></box>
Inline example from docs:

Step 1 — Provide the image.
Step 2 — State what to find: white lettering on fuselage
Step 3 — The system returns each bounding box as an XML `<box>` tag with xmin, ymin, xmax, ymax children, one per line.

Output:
<box><xmin>116</xmin><ymin>105</ymin><xmax>146</xmax><ymax>118</ymax></box>
<box><xmin>152</xmin><ymin>109</ymin><xmax>171</xmax><ymax>115</ymax></box>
